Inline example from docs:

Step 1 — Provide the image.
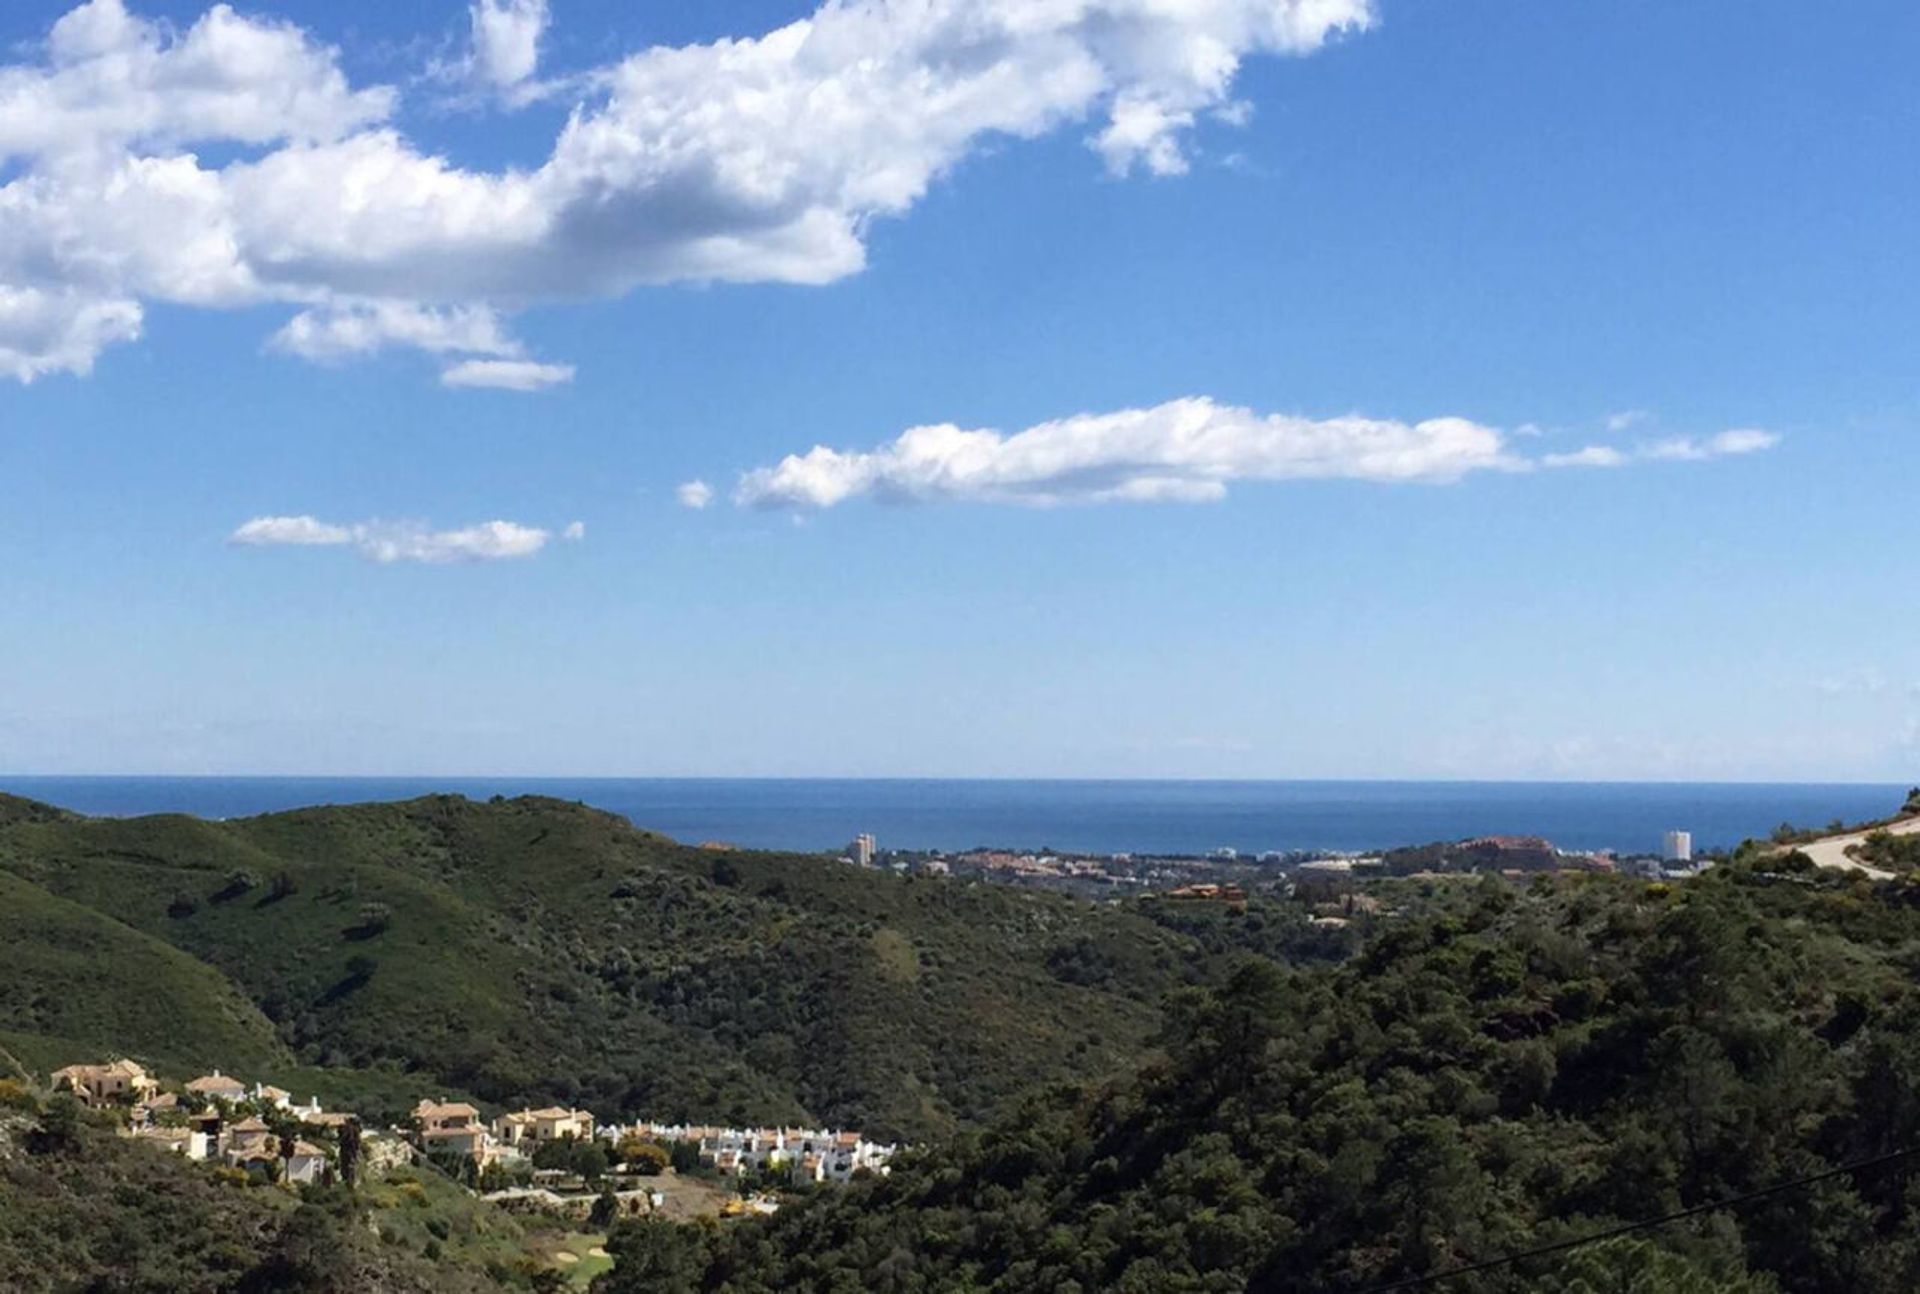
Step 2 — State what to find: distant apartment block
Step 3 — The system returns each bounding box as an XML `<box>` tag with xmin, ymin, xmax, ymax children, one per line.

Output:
<box><xmin>850</xmin><ymin>833</ymin><xmax>876</xmax><ymax>867</ymax></box>
<box><xmin>1662</xmin><ymin>830</ymin><xmax>1693</xmax><ymax>863</ymax></box>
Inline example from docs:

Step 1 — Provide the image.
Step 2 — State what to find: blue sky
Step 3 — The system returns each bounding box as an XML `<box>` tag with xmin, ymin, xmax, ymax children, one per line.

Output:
<box><xmin>2</xmin><ymin>0</ymin><xmax>1918</xmax><ymax>780</ymax></box>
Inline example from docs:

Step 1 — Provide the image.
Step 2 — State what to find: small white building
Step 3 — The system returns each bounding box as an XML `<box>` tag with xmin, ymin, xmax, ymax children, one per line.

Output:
<box><xmin>284</xmin><ymin>1140</ymin><xmax>329</xmax><ymax>1185</ymax></box>
<box><xmin>1662</xmin><ymin>830</ymin><xmax>1693</xmax><ymax>864</ymax></box>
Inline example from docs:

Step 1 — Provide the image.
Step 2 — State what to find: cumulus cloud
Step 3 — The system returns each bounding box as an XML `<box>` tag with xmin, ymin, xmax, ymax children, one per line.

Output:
<box><xmin>230</xmin><ymin>514</ymin><xmax>559</xmax><ymax>562</ymax></box>
<box><xmin>730</xmin><ymin>398</ymin><xmax>1785</xmax><ymax>509</ymax></box>
<box><xmin>733</xmin><ymin>397</ymin><xmax>1522</xmax><ymax>509</ymax></box>
<box><xmin>561</xmin><ymin>520</ymin><xmax>586</xmax><ymax>540</ymax></box>
<box><xmin>439</xmin><ymin>358</ymin><xmax>575</xmax><ymax>390</ymax></box>
<box><xmin>675</xmin><ymin>480</ymin><xmax>715</xmax><ymax>509</ymax></box>
<box><xmin>467</xmin><ymin>0</ymin><xmax>550</xmax><ymax>94</ymax></box>
<box><xmin>0</xmin><ymin>0</ymin><xmax>1374</xmax><ymax>382</ymax></box>
<box><xmin>0</xmin><ymin>286</ymin><xmax>143</xmax><ymax>382</ymax></box>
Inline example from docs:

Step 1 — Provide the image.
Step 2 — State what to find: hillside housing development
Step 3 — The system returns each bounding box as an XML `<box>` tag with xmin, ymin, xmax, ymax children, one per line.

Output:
<box><xmin>46</xmin><ymin>1056</ymin><xmax>897</xmax><ymax>1198</ymax></box>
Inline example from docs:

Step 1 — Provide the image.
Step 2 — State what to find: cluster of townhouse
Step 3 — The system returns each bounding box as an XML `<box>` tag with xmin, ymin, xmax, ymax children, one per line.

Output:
<box><xmin>412</xmin><ymin>1100</ymin><xmax>896</xmax><ymax>1186</ymax></box>
<box><xmin>50</xmin><ymin>1061</ymin><xmax>362</xmax><ymax>1184</ymax></box>
<box><xmin>49</xmin><ymin>1057</ymin><xmax>897</xmax><ymax>1195</ymax></box>
<box><xmin>617</xmin><ymin>1121</ymin><xmax>897</xmax><ymax>1186</ymax></box>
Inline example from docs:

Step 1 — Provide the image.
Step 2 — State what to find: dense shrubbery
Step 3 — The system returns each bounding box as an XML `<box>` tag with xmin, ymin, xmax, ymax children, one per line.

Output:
<box><xmin>597</xmin><ymin>859</ymin><xmax>1920</xmax><ymax>1293</ymax></box>
<box><xmin>1853</xmin><ymin>829</ymin><xmax>1920</xmax><ymax>872</ymax></box>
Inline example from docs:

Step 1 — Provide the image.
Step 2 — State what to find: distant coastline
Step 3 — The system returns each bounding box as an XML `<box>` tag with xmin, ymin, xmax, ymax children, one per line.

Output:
<box><xmin>2</xmin><ymin>776</ymin><xmax>1906</xmax><ymax>859</ymax></box>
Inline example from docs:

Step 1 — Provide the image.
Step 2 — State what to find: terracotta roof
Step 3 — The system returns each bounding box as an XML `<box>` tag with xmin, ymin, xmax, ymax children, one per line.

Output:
<box><xmin>415</xmin><ymin>1100</ymin><xmax>480</xmax><ymax>1119</ymax></box>
<box><xmin>228</xmin><ymin>1117</ymin><xmax>270</xmax><ymax>1133</ymax></box>
<box><xmin>187</xmin><ymin>1073</ymin><xmax>247</xmax><ymax>1094</ymax></box>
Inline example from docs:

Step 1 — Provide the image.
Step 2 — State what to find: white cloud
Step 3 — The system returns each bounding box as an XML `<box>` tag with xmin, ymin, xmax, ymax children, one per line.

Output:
<box><xmin>1604</xmin><ymin>409</ymin><xmax>1649</xmax><ymax>433</ymax></box>
<box><xmin>1541</xmin><ymin>445</ymin><xmax>1629</xmax><ymax>469</ymax></box>
<box><xmin>439</xmin><ymin>358</ymin><xmax>575</xmax><ymax>391</ymax></box>
<box><xmin>229</xmin><ymin>514</ymin><xmax>353</xmax><ymax>546</ymax></box>
<box><xmin>230</xmin><ymin>514</ymin><xmax>557</xmax><ymax>562</ymax></box>
<box><xmin>1645</xmin><ymin>429</ymin><xmax>1782</xmax><ymax>461</ymax></box>
<box><xmin>0</xmin><ymin>0</ymin><xmax>1374</xmax><ymax>382</ymax></box>
<box><xmin>0</xmin><ymin>285</ymin><xmax>142</xmax><ymax>381</ymax></box>
<box><xmin>1545</xmin><ymin>428</ymin><xmax>1780</xmax><ymax>471</ymax></box>
<box><xmin>675</xmin><ymin>480</ymin><xmax>715</xmax><ymax>509</ymax></box>
<box><xmin>467</xmin><ymin>0</ymin><xmax>550</xmax><ymax>94</ymax></box>
<box><xmin>562</xmin><ymin>520</ymin><xmax>586</xmax><ymax>540</ymax></box>
<box><xmin>731</xmin><ymin>400</ymin><xmax>1787</xmax><ymax>509</ymax></box>
<box><xmin>733</xmin><ymin>397</ymin><xmax>1523</xmax><ymax>509</ymax></box>
<box><xmin>0</xmin><ymin>0</ymin><xmax>393</xmax><ymax>162</ymax></box>
<box><xmin>271</xmin><ymin>301</ymin><xmax>520</xmax><ymax>361</ymax></box>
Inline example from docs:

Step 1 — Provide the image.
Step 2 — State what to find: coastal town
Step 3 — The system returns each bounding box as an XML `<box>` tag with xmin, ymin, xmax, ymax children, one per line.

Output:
<box><xmin>44</xmin><ymin>1057</ymin><xmax>897</xmax><ymax>1220</ymax></box>
<box><xmin>842</xmin><ymin>827</ymin><xmax>1714</xmax><ymax>900</ymax></box>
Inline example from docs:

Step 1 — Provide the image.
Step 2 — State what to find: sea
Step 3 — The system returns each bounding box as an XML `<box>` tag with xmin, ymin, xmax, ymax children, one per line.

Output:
<box><xmin>1</xmin><ymin>777</ymin><xmax>1907</xmax><ymax>858</ymax></box>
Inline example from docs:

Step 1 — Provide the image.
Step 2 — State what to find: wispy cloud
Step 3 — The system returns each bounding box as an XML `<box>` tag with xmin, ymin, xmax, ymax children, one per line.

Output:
<box><xmin>729</xmin><ymin>397</ymin><xmax>1779</xmax><ymax>510</ymax></box>
<box><xmin>439</xmin><ymin>359</ymin><xmax>575</xmax><ymax>391</ymax></box>
<box><xmin>1543</xmin><ymin>427</ymin><xmax>1780</xmax><ymax>470</ymax></box>
<box><xmin>272</xmin><ymin>301</ymin><xmax>520</xmax><ymax>362</ymax></box>
<box><xmin>230</xmin><ymin>515</ymin><xmax>574</xmax><ymax>563</ymax></box>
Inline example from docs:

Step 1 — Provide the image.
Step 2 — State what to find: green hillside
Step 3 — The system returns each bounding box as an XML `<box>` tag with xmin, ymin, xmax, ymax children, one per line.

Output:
<box><xmin>0</xmin><ymin>869</ymin><xmax>290</xmax><ymax>1077</ymax></box>
<box><xmin>614</xmin><ymin>853</ymin><xmax>1920</xmax><ymax>1293</ymax></box>
<box><xmin>0</xmin><ymin>791</ymin><xmax>1262</xmax><ymax>1138</ymax></box>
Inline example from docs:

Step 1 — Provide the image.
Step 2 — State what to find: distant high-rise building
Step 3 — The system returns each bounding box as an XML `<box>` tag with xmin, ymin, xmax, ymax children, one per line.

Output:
<box><xmin>851</xmin><ymin>833</ymin><xmax>876</xmax><ymax>867</ymax></box>
<box><xmin>1662</xmin><ymin>830</ymin><xmax>1693</xmax><ymax>863</ymax></box>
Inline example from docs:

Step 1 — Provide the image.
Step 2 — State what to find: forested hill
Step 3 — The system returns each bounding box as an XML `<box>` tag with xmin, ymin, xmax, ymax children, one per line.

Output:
<box><xmin>599</xmin><ymin>851</ymin><xmax>1920</xmax><ymax>1293</ymax></box>
<box><xmin>0</xmin><ymin>791</ymin><xmax>1335</xmax><ymax>1140</ymax></box>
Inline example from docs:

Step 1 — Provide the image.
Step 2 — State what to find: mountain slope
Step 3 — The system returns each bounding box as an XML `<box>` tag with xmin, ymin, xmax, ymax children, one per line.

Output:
<box><xmin>0</xmin><ymin>792</ymin><xmax>1247</xmax><ymax>1138</ymax></box>
<box><xmin>619</xmin><ymin>854</ymin><xmax>1920</xmax><ymax>1293</ymax></box>
<box><xmin>0</xmin><ymin>869</ymin><xmax>290</xmax><ymax>1077</ymax></box>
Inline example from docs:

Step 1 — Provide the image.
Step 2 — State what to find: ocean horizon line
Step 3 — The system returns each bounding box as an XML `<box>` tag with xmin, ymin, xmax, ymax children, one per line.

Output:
<box><xmin>4</xmin><ymin>773</ymin><xmax>1909</xmax><ymax>789</ymax></box>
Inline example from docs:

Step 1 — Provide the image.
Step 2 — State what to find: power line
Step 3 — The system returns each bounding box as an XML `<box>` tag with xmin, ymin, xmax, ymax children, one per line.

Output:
<box><xmin>1361</xmin><ymin>1143</ymin><xmax>1920</xmax><ymax>1292</ymax></box>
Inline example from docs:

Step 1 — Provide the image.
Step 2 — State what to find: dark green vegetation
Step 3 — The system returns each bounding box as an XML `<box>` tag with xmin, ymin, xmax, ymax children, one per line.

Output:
<box><xmin>0</xmin><ymin>1093</ymin><xmax>487</xmax><ymax>1293</ymax></box>
<box><xmin>1852</xmin><ymin>829</ymin><xmax>1920</xmax><ymax>873</ymax></box>
<box><xmin>0</xmin><ymin>791</ymin><xmax>1333</xmax><ymax>1139</ymax></box>
<box><xmin>598</xmin><ymin>853</ymin><xmax>1920</xmax><ymax>1293</ymax></box>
